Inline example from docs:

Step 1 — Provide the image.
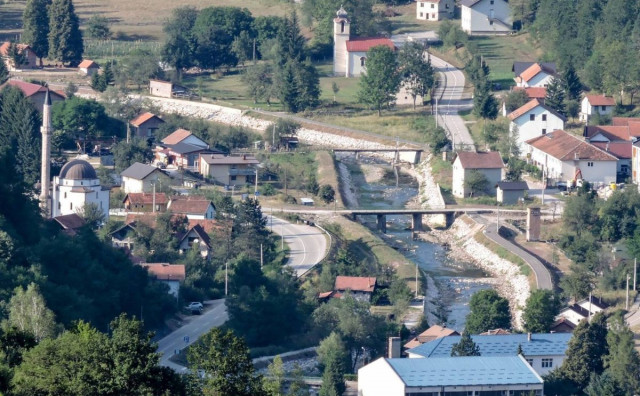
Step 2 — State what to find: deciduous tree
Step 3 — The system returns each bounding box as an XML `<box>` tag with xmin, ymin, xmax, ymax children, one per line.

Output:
<box><xmin>8</xmin><ymin>283</ymin><xmax>56</xmax><ymax>342</ymax></box>
<box><xmin>398</xmin><ymin>41</ymin><xmax>434</xmax><ymax>110</ymax></box>
<box><xmin>357</xmin><ymin>45</ymin><xmax>400</xmax><ymax>116</ymax></box>
<box><xmin>522</xmin><ymin>289</ymin><xmax>560</xmax><ymax>333</ymax></box>
<box><xmin>464</xmin><ymin>289</ymin><xmax>511</xmax><ymax>334</ymax></box>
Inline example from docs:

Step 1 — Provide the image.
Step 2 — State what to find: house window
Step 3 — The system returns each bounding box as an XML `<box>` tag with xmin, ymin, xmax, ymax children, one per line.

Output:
<box><xmin>64</xmin><ymin>192</ymin><xmax>67</xmax><ymax>198</ymax></box>
<box><xmin>420</xmin><ymin>2</ymin><xmax>424</xmax><ymax>6</ymax></box>
<box><xmin>587</xmin><ymin>161</ymin><xmax>594</xmax><ymax>167</ymax></box>
<box><xmin>542</xmin><ymin>358</ymin><xmax>553</xmax><ymax>368</ymax></box>
<box><xmin>70</xmin><ymin>202</ymin><xmax>73</xmax><ymax>210</ymax></box>
<box><xmin>360</xmin><ymin>57</ymin><xmax>366</xmax><ymax>67</ymax></box>
<box><xmin>526</xmin><ymin>359</ymin><xmax>534</xmax><ymax>366</ymax></box>
<box><xmin>340</xmin><ymin>21</ymin><xmax>345</xmax><ymax>33</ymax></box>
<box><xmin>530</xmin><ymin>114</ymin><xmax>535</xmax><ymax>121</ymax></box>
<box><xmin>601</xmin><ymin>105</ymin><xmax>607</xmax><ymax>111</ymax></box>
<box><xmin>432</xmin><ymin>13</ymin><xmax>436</xmax><ymax>18</ymax></box>
<box><xmin>430</xmin><ymin>3</ymin><xmax>434</xmax><ymax>8</ymax></box>
<box><xmin>58</xmin><ymin>202</ymin><xmax>61</xmax><ymax>210</ymax></box>
<box><xmin>96</xmin><ymin>192</ymin><xmax>98</xmax><ymax>198</ymax></box>
<box><xmin>426</xmin><ymin>13</ymin><xmax>429</xmax><ymax>19</ymax></box>
<box><xmin>490</xmin><ymin>0</ymin><xmax>494</xmax><ymax>3</ymax></box>
<box><xmin>490</xmin><ymin>20</ymin><xmax>494</xmax><ymax>25</ymax></box>
<box><xmin>542</xmin><ymin>114</ymin><xmax>547</xmax><ymax>121</ymax></box>
<box><xmin>542</xmin><ymin>129</ymin><xmax>547</xmax><ymax>134</ymax></box>
<box><xmin>81</xmin><ymin>181</ymin><xmax>83</xmax><ymax>185</ymax></box>
<box><xmin>230</xmin><ymin>175</ymin><xmax>237</xmax><ymax>181</ymax></box>
<box><xmin>420</xmin><ymin>12</ymin><xmax>424</xmax><ymax>17</ymax></box>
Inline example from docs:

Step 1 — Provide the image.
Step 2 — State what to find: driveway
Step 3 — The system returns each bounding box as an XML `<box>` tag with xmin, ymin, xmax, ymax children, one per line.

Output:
<box><xmin>157</xmin><ymin>299</ymin><xmax>228</xmax><ymax>371</ymax></box>
<box><xmin>428</xmin><ymin>54</ymin><xmax>475</xmax><ymax>151</ymax></box>
<box><xmin>266</xmin><ymin>215</ymin><xmax>329</xmax><ymax>276</ymax></box>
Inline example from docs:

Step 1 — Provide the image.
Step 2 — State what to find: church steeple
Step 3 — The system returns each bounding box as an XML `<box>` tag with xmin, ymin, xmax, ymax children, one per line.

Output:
<box><xmin>40</xmin><ymin>88</ymin><xmax>52</xmax><ymax>217</ymax></box>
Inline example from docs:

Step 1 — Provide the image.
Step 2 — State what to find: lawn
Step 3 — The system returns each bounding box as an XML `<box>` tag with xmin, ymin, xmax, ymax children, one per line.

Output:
<box><xmin>0</xmin><ymin>0</ymin><xmax>291</xmax><ymax>40</ymax></box>
<box><xmin>386</xmin><ymin>3</ymin><xmax>441</xmax><ymax>35</ymax></box>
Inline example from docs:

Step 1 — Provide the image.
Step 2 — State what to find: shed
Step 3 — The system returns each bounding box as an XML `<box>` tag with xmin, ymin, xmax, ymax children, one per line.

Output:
<box><xmin>149</xmin><ymin>79</ymin><xmax>173</xmax><ymax>98</ymax></box>
<box><xmin>496</xmin><ymin>181</ymin><xmax>528</xmax><ymax>204</ymax></box>
<box><xmin>78</xmin><ymin>60</ymin><xmax>99</xmax><ymax>76</ymax></box>
<box><xmin>300</xmin><ymin>198</ymin><xmax>314</xmax><ymax>206</ymax></box>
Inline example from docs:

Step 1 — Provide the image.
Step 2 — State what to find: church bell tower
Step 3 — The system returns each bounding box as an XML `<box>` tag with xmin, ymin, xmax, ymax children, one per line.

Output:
<box><xmin>333</xmin><ymin>6</ymin><xmax>350</xmax><ymax>76</ymax></box>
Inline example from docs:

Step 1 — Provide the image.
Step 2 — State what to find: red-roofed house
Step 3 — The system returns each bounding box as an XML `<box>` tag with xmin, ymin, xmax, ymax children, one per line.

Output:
<box><xmin>514</xmin><ymin>63</ymin><xmax>556</xmax><ymax>88</ymax></box>
<box><xmin>1</xmin><ymin>80</ymin><xmax>65</xmax><ymax>113</ymax></box>
<box><xmin>416</xmin><ymin>0</ymin><xmax>454</xmax><ymax>21</ymax></box>
<box><xmin>78</xmin><ymin>60</ymin><xmax>99</xmax><ymax>76</ymax></box>
<box><xmin>334</xmin><ymin>276</ymin><xmax>377</xmax><ymax>302</ymax></box>
<box><xmin>130</xmin><ymin>112</ymin><xmax>165</xmax><ymax>139</ymax></box>
<box><xmin>178</xmin><ymin>223</ymin><xmax>212</xmax><ymax>257</ymax></box>
<box><xmin>168</xmin><ymin>197</ymin><xmax>216</xmax><ymax>220</ymax></box>
<box><xmin>580</xmin><ymin>94</ymin><xmax>616</xmax><ymax>122</ymax></box>
<box><xmin>508</xmin><ymin>99</ymin><xmax>566</xmax><ymax>152</ymax></box>
<box><xmin>333</xmin><ymin>7</ymin><xmax>395</xmax><ymax>77</ymax></box>
<box><xmin>524</xmin><ymin>130</ymin><xmax>617</xmax><ymax>185</ymax></box>
<box><xmin>123</xmin><ymin>192</ymin><xmax>168</xmax><ymax>212</ymax></box>
<box><xmin>0</xmin><ymin>42</ymin><xmax>37</xmax><ymax>71</ymax></box>
<box><xmin>591</xmin><ymin>141</ymin><xmax>631</xmax><ymax>179</ymax></box>
<box><xmin>161</xmin><ymin>128</ymin><xmax>208</xmax><ymax>148</ymax></box>
<box><xmin>404</xmin><ymin>325</ymin><xmax>459</xmax><ymax>350</ymax></box>
<box><xmin>452</xmin><ymin>151</ymin><xmax>504</xmax><ymax>198</ymax></box>
<box><xmin>139</xmin><ymin>263</ymin><xmax>185</xmax><ymax>298</ymax></box>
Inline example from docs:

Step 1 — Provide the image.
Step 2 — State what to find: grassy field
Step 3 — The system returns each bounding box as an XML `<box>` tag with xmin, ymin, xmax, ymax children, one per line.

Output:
<box><xmin>0</xmin><ymin>0</ymin><xmax>291</xmax><ymax>40</ymax></box>
<box><xmin>386</xmin><ymin>3</ymin><xmax>441</xmax><ymax>35</ymax></box>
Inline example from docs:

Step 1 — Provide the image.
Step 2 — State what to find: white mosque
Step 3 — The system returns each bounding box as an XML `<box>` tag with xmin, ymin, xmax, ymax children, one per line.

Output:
<box><xmin>39</xmin><ymin>89</ymin><xmax>109</xmax><ymax>220</ymax></box>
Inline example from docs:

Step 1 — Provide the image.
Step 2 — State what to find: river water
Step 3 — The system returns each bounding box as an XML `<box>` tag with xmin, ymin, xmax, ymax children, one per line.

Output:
<box><xmin>337</xmin><ymin>155</ymin><xmax>494</xmax><ymax>331</ymax></box>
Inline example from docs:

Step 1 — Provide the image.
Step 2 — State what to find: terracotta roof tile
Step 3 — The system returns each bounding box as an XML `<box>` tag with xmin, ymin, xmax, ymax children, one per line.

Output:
<box><xmin>613</xmin><ymin>117</ymin><xmax>640</xmax><ymax>126</ymax></box>
<box><xmin>3</xmin><ymin>79</ymin><xmax>66</xmax><ymax>99</ymax></box>
<box><xmin>456</xmin><ymin>151</ymin><xmax>504</xmax><ymax>169</ymax></box>
<box><xmin>130</xmin><ymin>112</ymin><xmax>162</xmax><ymax>127</ymax></box>
<box><xmin>585</xmin><ymin>94</ymin><xmax>615</xmax><ymax>106</ymax></box>
<box><xmin>53</xmin><ymin>213</ymin><xmax>86</xmax><ymax>230</ymax></box>
<box><xmin>507</xmin><ymin>98</ymin><xmax>566</xmax><ymax>122</ymax></box>
<box><xmin>162</xmin><ymin>129</ymin><xmax>192</xmax><ymax>145</ymax></box>
<box><xmin>78</xmin><ymin>60</ymin><xmax>98</xmax><ymax>68</ymax></box>
<box><xmin>518</xmin><ymin>62</ymin><xmax>555</xmax><ymax>82</ymax></box>
<box><xmin>0</xmin><ymin>42</ymin><xmax>31</xmax><ymax>56</ymax></box>
<box><xmin>513</xmin><ymin>86</ymin><xmax>547</xmax><ymax>99</ymax></box>
<box><xmin>334</xmin><ymin>276</ymin><xmax>376</xmax><ymax>293</ymax></box>
<box><xmin>525</xmin><ymin>130</ymin><xmax>618</xmax><ymax>161</ymax></box>
<box><xmin>124</xmin><ymin>192</ymin><xmax>168</xmax><ymax>205</ymax></box>
<box><xmin>187</xmin><ymin>219</ymin><xmax>223</xmax><ymax>234</ymax></box>
<box><xmin>201</xmin><ymin>154</ymin><xmax>259</xmax><ymax>165</ymax></box>
<box><xmin>168</xmin><ymin>197</ymin><xmax>215</xmax><ymax>216</ymax></box>
<box><xmin>346</xmin><ymin>38</ymin><xmax>395</xmax><ymax>52</ymax></box>
<box><xmin>140</xmin><ymin>263</ymin><xmax>185</xmax><ymax>281</ymax></box>
<box><xmin>584</xmin><ymin>125</ymin><xmax>632</xmax><ymax>141</ymax></box>
<box><xmin>591</xmin><ymin>141</ymin><xmax>632</xmax><ymax>159</ymax></box>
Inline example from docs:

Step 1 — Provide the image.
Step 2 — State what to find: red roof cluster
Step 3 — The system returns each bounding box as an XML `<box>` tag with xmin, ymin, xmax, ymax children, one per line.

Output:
<box><xmin>585</xmin><ymin>94</ymin><xmax>615</xmax><ymax>106</ymax></box>
<box><xmin>124</xmin><ymin>192</ymin><xmax>168</xmax><ymax>205</ymax></box>
<box><xmin>526</xmin><ymin>130</ymin><xmax>617</xmax><ymax>161</ymax></box>
<box><xmin>334</xmin><ymin>276</ymin><xmax>377</xmax><ymax>292</ymax></box>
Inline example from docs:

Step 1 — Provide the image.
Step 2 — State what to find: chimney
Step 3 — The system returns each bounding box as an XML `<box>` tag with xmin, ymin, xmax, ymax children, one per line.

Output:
<box><xmin>527</xmin><ymin>333</ymin><xmax>532</xmax><ymax>342</ymax></box>
<box><xmin>388</xmin><ymin>337</ymin><xmax>401</xmax><ymax>359</ymax></box>
<box><xmin>574</xmin><ymin>152</ymin><xmax>579</xmax><ymax>160</ymax></box>
<box><xmin>606</xmin><ymin>142</ymin><xmax>610</xmax><ymax>151</ymax></box>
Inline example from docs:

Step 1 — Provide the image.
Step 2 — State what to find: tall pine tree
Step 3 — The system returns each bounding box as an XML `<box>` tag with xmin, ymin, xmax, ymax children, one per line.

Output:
<box><xmin>561</xmin><ymin>64</ymin><xmax>582</xmax><ymax>101</ymax></box>
<box><xmin>22</xmin><ymin>0</ymin><xmax>50</xmax><ymax>66</ymax></box>
<box><xmin>48</xmin><ymin>0</ymin><xmax>83</xmax><ymax>65</ymax></box>
<box><xmin>0</xmin><ymin>58</ymin><xmax>8</xmax><ymax>84</ymax></box>
<box><xmin>545</xmin><ymin>77</ymin><xmax>567</xmax><ymax>116</ymax></box>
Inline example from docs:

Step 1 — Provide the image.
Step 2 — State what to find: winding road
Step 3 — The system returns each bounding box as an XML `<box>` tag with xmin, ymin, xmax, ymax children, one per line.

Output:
<box><xmin>429</xmin><ymin>54</ymin><xmax>476</xmax><ymax>151</ymax></box>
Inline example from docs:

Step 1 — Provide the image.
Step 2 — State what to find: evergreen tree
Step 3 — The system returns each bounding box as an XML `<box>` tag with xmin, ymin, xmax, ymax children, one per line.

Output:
<box><xmin>90</xmin><ymin>72</ymin><xmax>106</xmax><ymax>92</ymax></box>
<box><xmin>604</xmin><ymin>311</ymin><xmax>640</xmax><ymax>394</ymax></box>
<box><xmin>318</xmin><ymin>332</ymin><xmax>348</xmax><ymax>396</ymax></box>
<box><xmin>0</xmin><ymin>58</ymin><xmax>8</xmax><ymax>84</ymax></box>
<box><xmin>584</xmin><ymin>371</ymin><xmax>625</xmax><ymax>396</ymax></box>
<box><xmin>545</xmin><ymin>77</ymin><xmax>567</xmax><ymax>116</ymax></box>
<box><xmin>48</xmin><ymin>0</ymin><xmax>83</xmax><ymax>65</ymax></box>
<box><xmin>102</xmin><ymin>61</ymin><xmax>114</xmax><ymax>86</ymax></box>
<box><xmin>7</xmin><ymin>43</ymin><xmax>26</xmax><ymax>68</ymax></box>
<box><xmin>561</xmin><ymin>64</ymin><xmax>582</xmax><ymax>101</ymax></box>
<box><xmin>357</xmin><ymin>45</ymin><xmax>401</xmax><ymax>116</ymax></box>
<box><xmin>451</xmin><ymin>332</ymin><xmax>481</xmax><ymax>357</ymax></box>
<box><xmin>22</xmin><ymin>0</ymin><xmax>50</xmax><ymax>65</ymax></box>
<box><xmin>559</xmin><ymin>312</ymin><xmax>608</xmax><ymax>391</ymax></box>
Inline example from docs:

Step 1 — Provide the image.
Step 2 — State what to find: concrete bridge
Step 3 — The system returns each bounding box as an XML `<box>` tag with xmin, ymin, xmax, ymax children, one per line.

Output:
<box><xmin>348</xmin><ymin>208</ymin><xmax>527</xmax><ymax>233</ymax></box>
<box><xmin>332</xmin><ymin>148</ymin><xmax>425</xmax><ymax>164</ymax></box>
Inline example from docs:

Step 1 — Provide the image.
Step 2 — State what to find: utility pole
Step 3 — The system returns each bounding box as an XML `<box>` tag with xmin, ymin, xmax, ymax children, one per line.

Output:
<box><xmin>225</xmin><ymin>262</ymin><xmax>229</xmax><ymax>296</ymax></box>
<box><xmin>254</xmin><ymin>168</ymin><xmax>258</xmax><ymax>195</ymax></box>
<box><xmin>496</xmin><ymin>206</ymin><xmax>500</xmax><ymax>232</ymax></box>
<box><xmin>272</xmin><ymin>124</ymin><xmax>276</xmax><ymax>148</ymax></box>
<box><xmin>435</xmin><ymin>97</ymin><xmax>438</xmax><ymax>129</ymax></box>
<box><xmin>281</xmin><ymin>223</ymin><xmax>284</xmax><ymax>251</ymax></box>
<box><xmin>635</xmin><ymin>258</ymin><xmax>637</xmax><ymax>292</ymax></box>
<box><xmin>152</xmin><ymin>182</ymin><xmax>156</xmax><ymax>213</ymax></box>
<box><xmin>415</xmin><ymin>262</ymin><xmax>419</xmax><ymax>298</ymax></box>
<box><xmin>260</xmin><ymin>243</ymin><xmax>263</xmax><ymax>268</ymax></box>
<box><xmin>627</xmin><ymin>274</ymin><xmax>631</xmax><ymax>310</ymax></box>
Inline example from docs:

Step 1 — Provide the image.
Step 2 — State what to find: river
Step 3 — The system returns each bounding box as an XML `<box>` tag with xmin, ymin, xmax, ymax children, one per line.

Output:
<box><xmin>337</xmin><ymin>154</ymin><xmax>495</xmax><ymax>331</ymax></box>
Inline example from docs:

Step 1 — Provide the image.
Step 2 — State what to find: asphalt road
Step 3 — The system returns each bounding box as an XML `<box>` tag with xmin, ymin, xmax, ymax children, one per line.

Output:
<box><xmin>157</xmin><ymin>299</ymin><xmax>228</xmax><ymax>371</ymax></box>
<box><xmin>267</xmin><ymin>215</ymin><xmax>329</xmax><ymax>276</ymax></box>
<box><xmin>429</xmin><ymin>53</ymin><xmax>476</xmax><ymax>151</ymax></box>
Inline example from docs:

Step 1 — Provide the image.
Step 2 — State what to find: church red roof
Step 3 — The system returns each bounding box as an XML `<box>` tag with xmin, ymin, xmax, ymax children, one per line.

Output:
<box><xmin>346</xmin><ymin>38</ymin><xmax>395</xmax><ymax>52</ymax></box>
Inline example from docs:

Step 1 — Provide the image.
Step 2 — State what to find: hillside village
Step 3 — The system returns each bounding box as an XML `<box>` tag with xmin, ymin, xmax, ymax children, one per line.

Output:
<box><xmin>0</xmin><ymin>0</ymin><xmax>640</xmax><ymax>394</ymax></box>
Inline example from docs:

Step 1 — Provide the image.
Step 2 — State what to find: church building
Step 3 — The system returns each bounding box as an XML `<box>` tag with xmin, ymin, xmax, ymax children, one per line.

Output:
<box><xmin>333</xmin><ymin>7</ymin><xmax>395</xmax><ymax>77</ymax></box>
<box><xmin>51</xmin><ymin>159</ymin><xmax>110</xmax><ymax>220</ymax></box>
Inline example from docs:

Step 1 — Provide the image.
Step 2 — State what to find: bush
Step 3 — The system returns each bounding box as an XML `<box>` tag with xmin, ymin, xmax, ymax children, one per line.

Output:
<box><xmin>283</xmin><ymin>195</ymin><xmax>297</xmax><ymax>204</ymax></box>
<box><xmin>318</xmin><ymin>185</ymin><xmax>335</xmax><ymax>203</ymax></box>
<box><xmin>261</xmin><ymin>183</ymin><xmax>276</xmax><ymax>196</ymax></box>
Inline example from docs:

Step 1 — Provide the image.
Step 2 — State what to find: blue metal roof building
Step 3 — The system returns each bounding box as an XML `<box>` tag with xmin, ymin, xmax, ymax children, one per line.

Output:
<box><xmin>358</xmin><ymin>356</ymin><xmax>543</xmax><ymax>396</ymax></box>
<box><xmin>407</xmin><ymin>333</ymin><xmax>572</xmax><ymax>376</ymax></box>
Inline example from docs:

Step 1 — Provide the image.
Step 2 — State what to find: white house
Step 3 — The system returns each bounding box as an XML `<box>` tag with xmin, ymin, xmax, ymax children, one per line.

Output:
<box><xmin>460</xmin><ymin>0</ymin><xmax>512</xmax><ymax>35</ymax></box>
<box><xmin>452</xmin><ymin>151</ymin><xmax>504</xmax><ymax>198</ymax></box>
<box><xmin>333</xmin><ymin>7</ymin><xmax>395</xmax><ymax>77</ymax></box>
<box><xmin>52</xmin><ymin>160</ymin><xmax>110</xmax><ymax>220</ymax></box>
<box><xmin>508</xmin><ymin>98</ymin><xmax>566</xmax><ymax>152</ymax></box>
<box><xmin>178</xmin><ymin>223</ymin><xmax>212</xmax><ymax>257</ymax></box>
<box><xmin>406</xmin><ymin>332</ymin><xmax>572</xmax><ymax>376</ymax></box>
<box><xmin>139</xmin><ymin>263</ymin><xmax>185</xmax><ymax>299</ymax></box>
<box><xmin>359</xmin><ymin>356</ymin><xmax>544</xmax><ymax>396</ymax></box>
<box><xmin>120</xmin><ymin>162</ymin><xmax>171</xmax><ymax>194</ymax></box>
<box><xmin>524</xmin><ymin>130</ymin><xmax>618</xmax><ymax>186</ymax></box>
<box><xmin>78</xmin><ymin>60</ymin><xmax>99</xmax><ymax>76</ymax></box>
<box><xmin>514</xmin><ymin>63</ymin><xmax>556</xmax><ymax>88</ymax></box>
<box><xmin>161</xmin><ymin>128</ymin><xmax>208</xmax><ymax>148</ymax></box>
<box><xmin>580</xmin><ymin>94</ymin><xmax>616</xmax><ymax>122</ymax></box>
<box><xmin>415</xmin><ymin>0</ymin><xmax>454</xmax><ymax>21</ymax></box>
<box><xmin>199</xmin><ymin>154</ymin><xmax>259</xmax><ymax>186</ymax></box>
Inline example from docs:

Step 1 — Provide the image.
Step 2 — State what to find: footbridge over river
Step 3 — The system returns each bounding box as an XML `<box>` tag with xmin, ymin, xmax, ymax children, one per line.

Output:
<box><xmin>331</xmin><ymin>148</ymin><xmax>425</xmax><ymax>164</ymax></box>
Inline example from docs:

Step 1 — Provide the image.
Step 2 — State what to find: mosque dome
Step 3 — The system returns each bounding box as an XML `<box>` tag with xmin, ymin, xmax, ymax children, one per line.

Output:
<box><xmin>58</xmin><ymin>159</ymin><xmax>97</xmax><ymax>180</ymax></box>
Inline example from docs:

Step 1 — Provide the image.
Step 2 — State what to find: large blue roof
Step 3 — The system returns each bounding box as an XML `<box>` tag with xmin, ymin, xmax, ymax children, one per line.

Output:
<box><xmin>408</xmin><ymin>333</ymin><xmax>572</xmax><ymax>358</ymax></box>
<box><xmin>386</xmin><ymin>356</ymin><xmax>543</xmax><ymax>387</ymax></box>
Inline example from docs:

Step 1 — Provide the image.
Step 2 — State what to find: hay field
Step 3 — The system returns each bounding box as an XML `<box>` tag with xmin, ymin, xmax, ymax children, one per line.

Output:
<box><xmin>0</xmin><ymin>0</ymin><xmax>292</xmax><ymax>40</ymax></box>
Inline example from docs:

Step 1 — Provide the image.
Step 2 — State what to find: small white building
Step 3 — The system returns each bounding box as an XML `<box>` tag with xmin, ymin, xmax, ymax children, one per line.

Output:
<box><xmin>333</xmin><ymin>7</ymin><xmax>395</xmax><ymax>77</ymax></box>
<box><xmin>78</xmin><ymin>60</ymin><xmax>99</xmax><ymax>76</ymax></box>
<box><xmin>496</xmin><ymin>181</ymin><xmax>528</xmax><ymax>204</ymax></box>
<box><xmin>416</xmin><ymin>0</ymin><xmax>454</xmax><ymax>21</ymax></box>
<box><xmin>508</xmin><ymin>98</ymin><xmax>566</xmax><ymax>153</ymax></box>
<box><xmin>452</xmin><ymin>151</ymin><xmax>504</xmax><ymax>198</ymax></box>
<box><xmin>120</xmin><ymin>162</ymin><xmax>172</xmax><ymax>194</ymax></box>
<box><xmin>524</xmin><ymin>130</ymin><xmax>618</xmax><ymax>186</ymax></box>
<box><xmin>149</xmin><ymin>79</ymin><xmax>173</xmax><ymax>98</ymax></box>
<box><xmin>580</xmin><ymin>94</ymin><xmax>616</xmax><ymax>122</ymax></box>
<box><xmin>178</xmin><ymin>223</ymin><xmax>212</xmax><ymax>257</ymax></box>
<box><xmin>460</xmin><ymin>0</ymin><xmax>512</xmax><ymax>35</ymax></box>
<box><xmin>139</xmin><ymin>263</ymin><xmax>185</xmax><ymax>299</ymax></box>
<box><xmin>359</xmin><ymin>356</ymin><xmax>543</xmax><ymax>396</ymax></box>
<box><xmin>514</xmin><ymin>63</ymin><xmax>556</xmax><ymax>88</ymax></box>
<box><xmin>52</xmin><ymin>160</ymin><xmax>110</xmax><ymax>220</ymax></box>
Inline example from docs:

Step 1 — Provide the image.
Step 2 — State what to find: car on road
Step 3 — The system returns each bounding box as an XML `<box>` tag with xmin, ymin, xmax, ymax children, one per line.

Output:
<box><xmin>186</xmin><ymin>302</ymin><xmax>203</xmax><ymax>314</ymax></box>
